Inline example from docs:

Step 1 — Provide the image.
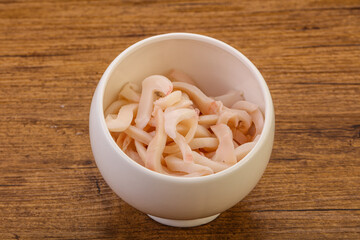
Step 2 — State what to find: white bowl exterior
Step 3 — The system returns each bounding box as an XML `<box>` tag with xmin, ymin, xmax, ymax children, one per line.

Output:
<box><xmin>89</xmin><ymin>33</ymin><xmax>275</xmax><ymax>220</ymax></box>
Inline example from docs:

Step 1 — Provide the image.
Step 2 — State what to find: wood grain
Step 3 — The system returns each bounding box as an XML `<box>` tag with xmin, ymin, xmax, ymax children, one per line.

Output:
<box><xmin>0</xmin><ymin>0</ymin><xmax>359</xmax><ymax>239</ymax></box>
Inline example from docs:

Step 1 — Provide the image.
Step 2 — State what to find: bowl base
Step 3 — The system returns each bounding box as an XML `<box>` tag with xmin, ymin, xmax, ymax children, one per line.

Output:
<box><xmin>147</xmin><ymin>213</ymin><xmax>220</xmax><ymax>227</ymax></box>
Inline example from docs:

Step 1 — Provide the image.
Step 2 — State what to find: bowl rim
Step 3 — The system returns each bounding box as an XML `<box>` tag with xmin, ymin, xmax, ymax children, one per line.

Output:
<box><xmin>94</xmin><ymin>32</ymin><xmax>274</xmax><ymax>183</ymax></box>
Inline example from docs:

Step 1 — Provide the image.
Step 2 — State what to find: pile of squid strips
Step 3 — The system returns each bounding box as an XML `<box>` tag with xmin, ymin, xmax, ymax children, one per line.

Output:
<box><xmin>105</xmin><ymin>70</ymin><xmax>264</xmax><ymax>177</ymax></box>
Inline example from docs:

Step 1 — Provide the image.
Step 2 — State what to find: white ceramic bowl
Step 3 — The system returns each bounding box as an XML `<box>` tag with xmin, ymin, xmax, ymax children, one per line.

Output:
<box><xmin>89</xmin><ymin>33</ymin><xmax>275</xmax><ymax>227</ymax></box>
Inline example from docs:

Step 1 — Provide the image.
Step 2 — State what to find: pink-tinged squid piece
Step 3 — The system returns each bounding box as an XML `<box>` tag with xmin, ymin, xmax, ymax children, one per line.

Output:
<box><xmin>251</xmin><ymin>109</ymin><xmax>264</xmax><ymax>137</ymax></box>
<box><xmin>145</xmin><ymin>108</ymin><xmax>167</xmax><ymax>173</ymax></box>
<box><xmin>164</xmin><ymin>108</ymin><xmax>198</xmax><ymax>142</ymax></box>
<box><xmin>168</xmin><ymin>69</ymin><xmax>197</xmax><ymax>86</ymax></box>
<box><xmin>135</xmin><ymin>75</ymin><xmax>173</xmax><ymax>129</ymax></box>
<box><xmin>134</xmin><ymin>140</ymin><xmax>147</xmax><ymax>164</ymax></box>
<box><xmin>194</xmin><ymin>125</ymin><xmax>213</xmax><ymax>138</ymax></box>
<box><xmin>125</xmin><ymin>146</ymin><xmax>144</xmax><ymax>166</ymax></box>
<box><xmin>164</xmin><ymin>93</ymin><xmax>193</xmax><ymax>113</ymax></box>
<box><xmin>116</xmin><ymin>132</ymin><xmax>127</xmax><ymax>148</ymax></box>
<box><xmin>232</xmin><ymin>128</ymin><xmax>248</xmax><ymax>145</ymax></box>
<box><xmin>176</xmin><ymin>123</ymin><xmax>213</xmax><ymax>138</ymax></box>
<box><xmin>190</xmin><ymin>137</ymin><xmax>219</xmax><ymax>151</ymax></box>
<box><xmin>217</xmin><ymin>108</ymin><xmax>252</xmax><ymax>132</ymax></box>
<box><xmin>213</xmin><ymin>89</ymin><xmax>244</xmax><ymax>108</ymax></box>
<box><xmin>232</xmin><ymin>100</ymin><xmax>264</xmax><ymax>137</ymax></box>
<box><xmin>235</xmin><ymin>135</ymin><xmax>260</xmax><ymax>161</ymax></box>
<box><xmin>164</xmin><ymin>108</ymin><xmax>198</xmax><ymax>162</ymax></box>
<box><xmin>164</xmin><ymin>137</ymin><xmax>219</xmax><ymax>154</ymax></box>
<box><xmin>198</xmin><ymin>114</ymin><xmax>218</xmax><ymax>125</ymax></box>
<box><xmin>154</xmin><ymin>90</ymin><xmax>182</xmax><ymax>110</ymax></box>
<box><xmin>124</xmin><ymin>126</ymin><xmax>153</xmax><ymax>145</ymax></box>
<box><xmin>172</xmin><ymin>82</ymin><xmax>222</xmax><ymax>114</ymax></box>
<box><xmin>164</xmin><ymin>155</ymin><xmax>213</xmax><ymax>175</ymax></box>
<box><xmin>231</xmin><ymin>100</ymin><xmax>258</xmax><ymax>113</ymax></box>
<box><xmin>104</xmin><ymin>99</ymin><xmax>128</xmax><ymax>116</ymax></box>
<box><xmin>211</xmin><ymin>124</ymin><xmax>237</xmax><ymax>165</ymax></box>
<box><xmin>235</xmin><ymin>142</ymin><xmax>256</xmax><ymax>161</ymax></box>
<box><xmin>105</xmin><ymin>103</ymin><xmax>138</xmax><ymax>132</ymax></box>
<box><xmin>119</xmin><ymin>82</ymin><xmax>141</xmax><ymax>102</ymax></box>
<box><xmin>192</xmin><ymin>152</ymin><xmax>230</xmax><ymax>173</ymax></box>
<box><xmin>121</xmin><ymin>135</ymin><xmax>132</xmax><ymax>152</ymax></box>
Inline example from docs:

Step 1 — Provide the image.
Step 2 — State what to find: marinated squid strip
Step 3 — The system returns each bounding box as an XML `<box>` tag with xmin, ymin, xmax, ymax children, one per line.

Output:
<box><xmin>232</xmin><ymin>128</ymin><xmax>248</xmax><ymax>145</ymax></box>
<box><xmin>217</xmin><ymin>108</ymin><xmax>252</xmax><ymax>132</ymax></box>
<box><xmin>164</xmin><ymin>137</ymin><xmax>219</xmax><ymax>154</ymax></box>
<box><xmin>173</xmin><ymin>82</ymin><xmax>223</xmax><ymax>114</ymax></box>
<box><xmin>164</xmin><ymin>108</ymin><xmax>198</xmax><ymax>162</ymax></box>
<box><xmin>145</xmin><ymin>108</ymin><xmax>167</xmax><ymax>173</ymax></box>
<box><xmin>194</xmin><ymin>124</ymin><xmax>213</xmax><ymax>138</ymax></box>
<box><xmin>168</xmin><ymin>69</ymin><xmax>197</xmax><ymax>86</ymax></box>
<box><xmin>250</xmin><ymin>109</ymin><xmax>264</xmax><ymax>137</ymax></box>
<box><xmin>164</xmin><ymin>155</ymin><xmax>213</xmax><ymax>175</ymax></box>
<box><xmin>134</xmin><ymin>140</ymin><xmax>147</xmax><ymax>164</ymax></box>
<box><xmin>124</xmin><ymin>126</ymin><xmax>153</xmax><ymax>145</ymax></box>
<box><xmin>164</xmin><ymin>98</ymin><xmax>193</xmax><ymax>113</ymax></box>
<box><xmin>104</xmin><ymin>99</ymin><xmax>128</xmax><ymax>116</ymax></box>
<box><xmin>213</xmin><ymin>89</ymin><xmax>244</xmax><ymax>108</ymax></box>
<box><xmin>119</xmin><ymin>82</ymin><xmax>141</xmax><ymax>102</ymax></box>
<box><xmin>192</xmin><ymin>152</ymin><xmax>231</xmax><ymax>173</ymax></box>
<box><xmin>135</xmin><ymin>75</ymin><xmax>173</xmax><ymax>129</ymax></box>
<box><xmin>211</xmin><ymin>124</ymin><xmax>237</xmax><ymax>165</ymax></box>
<box><xmin>232</xmin><ymin>100</ymin><xmax>258</xmax><ymax>113</ymax></box>
<box><xmin>154</xmin><ymin>90</ymin><xmax>182</xmax><ymax>109</ymax></box>
<box><xmin>198</xmin><ymin>114</ymin><xmax>218</xmax><ymax>125</ymax></box>
<box><xmin>235</xmin><ymin>135</ymin><xmax>260</xmax><ymax>161</ymax></box>
<box><xmin>105</xmin><ymin>103</ymin><xmax>138</xmax><ymax>132</ymax></box>
<box><xmin>232</xmin><ymin>100</ymin><xmax>264</xmax><ymax>138</ymax></box>
<box><xmin>124</xmin><ymin>141</ymin><xmax>144</xmax><ymax>166</ymax></box>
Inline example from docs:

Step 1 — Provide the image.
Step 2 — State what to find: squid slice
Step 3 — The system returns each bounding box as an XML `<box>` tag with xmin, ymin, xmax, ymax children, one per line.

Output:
<box><xmin>125</xmin><ymin>147</ymin><xmax>144</xmax><ymax>166</ymax></box>
<box><xmin>251</xmin><ymin>109</ymin><xmax>264</xmax><ymax>137</ymax></box>
<box><xmin>164</xmin><ymin>108</ymin><xmax>198</xmax><ymax>142</ymax></box>
<box><xmin>116</xmin><ymin>132</ymin><xmax>127</xmax><ymax>148</ymax></box>
<box><xmin>154</xmin><ymin>90</ymin><xmax>182</xmax><ymax>110</ymax></box>
<box><xmin>173</xmin><ymin>82</ymin><xmax>223</xmax><ymax>114</ymax></box>
<box><xmin>192</xmin><ymin>152</ymin><xmax>231</xmax><ymax>173</ymax></box>
<box><xmin>213</xmin><ymin>89</ymin><xmax>244</xmax><ymax>108</ymax></box>
<box><xmin>124</xmin><ymin>126</ymin><xmax>153</xmax><ymax>145</ymax></box>
<box><xmin>204</xmin><ymin>151</ymin><xmax>216</xmax><ymax>158</ymax></box>
<box><xmin>164</xmin><ymin>108</ymin><xmax>198</xmax><ymax>162</ymax></box>
<box><xmin>104</xmin><ymin>99</ymin><xmax>128</xmax><ymax>116</ymax></box>
<box><xmin>235</xmin><ymin>135</ymin><xmax>260</xmax><ymax>161</ymax></box>
<box><xmin>190</xmin><ymin>137</ymin><xmax>218</xmax><ymax>150</ymax></box>
<box><xmin>235</xmin><ymin>142</ymin><xmax>256</xmax><ymax>161</ymax></box>
<box><xmin>211</xmin><ymin>124</ymin><xmax>237</xmax><ymax>165</ymax></box>
<box><xmin>121</xmin><ymin>135</ymin><xmax>132</xmax><ymax>152</ymax></box>
<box><xmin>194</xmin><ymin>124</ymin><xmax>213</xmax><ymax>138</ymax></box>
<box><xmin>105</xmin><ymin>103</ymin><xmax>138</xmax><ymax>132</ymax></box>
<box><xmin>119</xmin><ymin>82</ymin><xmax>141</xmax><ymax>102</ymax></box>
<box><xmin>168</xmin><ymin>69</ymin><xmax>197</xmax><ymax>86</ymax></box>
<box><xmin>198</xmin><ymin>114</ymin><xmax>218</xmax><ymax>125</ymax></box>
<box><xmin>145</xmin><ymin>108</ymin><xmax>167</xmax><ymax>173</ymax></box>
<box><xmin>232</xmin><ymin>100</ymin><xmax>258</xmax><ymax>113</ymax></box>
<box><xmin>232</xmin><ymin>100</ymin><xmax>264</xmax><ymax>137</ymax></box>
<box><xmin>217</xmin><ymin>108</ymin><xmax>252</xmax><ymax>132</ymax></box>
<box><xmin>135</xmin><ymin>75</ymin><xmax>173</xmax><ymax>129</ymax></box>
<box><xmin>164</xmin><ymin>137</ymin><xmax>219</xmax><ymax>154</ymax></box>
<box><xmin>164</xmin><ymin>155</ymin><xmax>213</xmax><ymax>175</ymax></box>
<box><xmin>232</xmin><ymin>128</ymin><xmax>248</xmax><ymax>145</ymax></box>
<box><xmin>164</xmin><ymin>98</ymin><xmax>193</xmax><ymax>113</ymax></box>
<box><xmin>134</xmin><ymin>140</ymin><xmax>147</xmax><ymax>164</ymax></box>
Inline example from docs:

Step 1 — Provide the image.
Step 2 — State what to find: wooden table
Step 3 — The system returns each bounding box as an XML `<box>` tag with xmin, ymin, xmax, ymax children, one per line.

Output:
<box><xmin>1</xmin><ymin>0</ymin><xmax>359</xmax><ymax>239</ymax></box>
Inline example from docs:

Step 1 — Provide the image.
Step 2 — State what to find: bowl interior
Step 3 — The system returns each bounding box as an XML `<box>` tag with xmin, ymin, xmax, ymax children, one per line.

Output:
<box><xmin>103</xmin><ymin>35</ymin><xmax>266</xmax><ymax>115</ymax></box>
